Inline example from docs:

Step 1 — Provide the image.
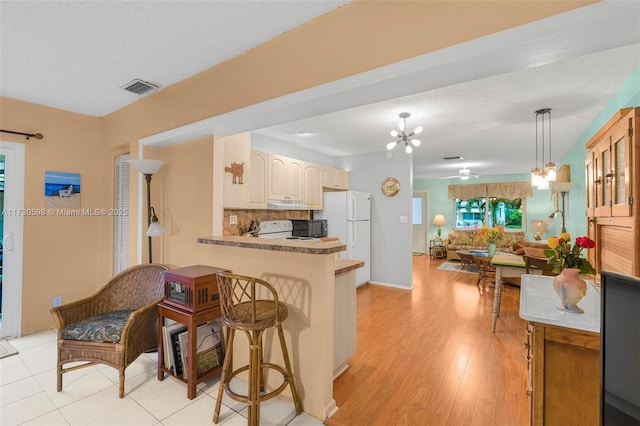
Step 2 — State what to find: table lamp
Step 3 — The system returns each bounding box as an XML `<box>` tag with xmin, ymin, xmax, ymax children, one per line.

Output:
<box><xmin>530</xmin><ymin>220</ymin><xmax>548</xmax><ymax>241</ymax></box>
<box><xmin>432</xmin><ymin>214</ymin><xmax>446</xmax><ymax>240</ymax></box>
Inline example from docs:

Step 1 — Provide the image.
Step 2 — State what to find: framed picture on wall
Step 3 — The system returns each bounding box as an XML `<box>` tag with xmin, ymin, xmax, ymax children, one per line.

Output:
<box><xmin>44</xmin><ymin>171</ymin><xmax>81</xmax><ymax>209</ymax></box>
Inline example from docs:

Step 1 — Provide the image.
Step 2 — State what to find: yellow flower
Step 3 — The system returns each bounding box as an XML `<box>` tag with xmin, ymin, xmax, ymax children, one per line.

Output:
<box><xmin>544</xmin><ymin>235</ymin><xmax>597</xmax><ymax>275</ymax></box>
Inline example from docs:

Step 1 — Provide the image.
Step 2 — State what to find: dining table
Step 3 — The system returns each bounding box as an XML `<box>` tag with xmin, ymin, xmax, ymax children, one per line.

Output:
<box><xmin>490</xmin><ymin>253</ymin><xmax>528</xmax><ymax>332</ymax></box>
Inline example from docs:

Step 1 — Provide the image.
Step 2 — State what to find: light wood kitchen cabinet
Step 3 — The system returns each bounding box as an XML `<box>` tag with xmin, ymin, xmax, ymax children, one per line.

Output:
<box><xmin>304</xmin><ymin>162</ymin><xmax>323</xmax><ymax>209</ymax></box>
<box><xmin>248</xmin><ymin>150</ymin><xmax>267</xmax><ymax>208</ymax></box>
<box><xmin>585</xmin><ymin>107</ymin><xmax>639</xmax><ymax>277</ymax></box>
<box><xmin>221</xmin><ymin>135</ymin><xmax>267</xmax><ymax>209</ymax></box>
<box><xmin>322</xmin><ymin>166</ymin><xmax>349</xmax><ymax>190</ymax></box>
<box><xmin>268</xmin><ymin>154</ymin><xmax>303</xmax><ymax>201</ymax></box>
<box><xmin>526</xmin><ymin>322</ymin><xmax>600</xmax><ymax>426</ymax></box>
<box><xmin>221</xmin><ymin>133</ymin><xmax>251</xmax><ymax>209</ymax></box>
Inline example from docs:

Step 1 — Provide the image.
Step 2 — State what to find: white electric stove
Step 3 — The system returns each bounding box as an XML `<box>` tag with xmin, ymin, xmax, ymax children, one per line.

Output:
<box><xmin>256</xmin><ymin>220</ymin><xmax>293</xmax><ymax>239</ymax></box>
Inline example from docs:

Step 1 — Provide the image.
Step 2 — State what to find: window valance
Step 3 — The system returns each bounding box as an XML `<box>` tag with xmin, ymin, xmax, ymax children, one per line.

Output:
<box><xmin>447</xmin><ymin>184</ymin><xmax>486</xmax><ymax>200</ymax></box>
<box><xmin>448</xmin><ymin>182</ymin><xmax>532</xmax><ymax>199</ymax></box>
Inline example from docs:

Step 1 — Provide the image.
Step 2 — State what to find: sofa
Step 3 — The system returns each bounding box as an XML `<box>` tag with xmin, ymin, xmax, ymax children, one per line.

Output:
<box><xmin>444</xmin><ymin>229</ymin><xmax>526</xmax><ymax>260</ymax></box>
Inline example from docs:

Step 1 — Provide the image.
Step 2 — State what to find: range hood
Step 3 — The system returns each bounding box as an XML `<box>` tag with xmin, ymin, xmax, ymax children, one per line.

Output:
<box><xmin>267</xmin><ymin>199</ymin><xmax>310</xmax><ymax>210</ymax></box>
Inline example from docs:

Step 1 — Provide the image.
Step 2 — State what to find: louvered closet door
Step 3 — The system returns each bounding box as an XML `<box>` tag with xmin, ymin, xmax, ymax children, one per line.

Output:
<box><xmin>114</xmin><ymin>154</ymin><xmax>130</xmax><ymax>274</ymax></box>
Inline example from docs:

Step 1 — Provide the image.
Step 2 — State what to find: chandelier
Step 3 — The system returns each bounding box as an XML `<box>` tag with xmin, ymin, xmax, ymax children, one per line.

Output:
<box><xmin>531</xmin><ymin>108</ymin><xmax>556</xmax><ymax>190</ymax></box>
<box><xmin>386</xmin><ymin>112</ymin><xmax>423</xmax><ymax>154</ymax></box>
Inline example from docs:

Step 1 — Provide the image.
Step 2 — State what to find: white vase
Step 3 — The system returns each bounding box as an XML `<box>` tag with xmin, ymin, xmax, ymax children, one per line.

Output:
<box><xmin>552</xmin><ymin>268</ymin><xmax>587</xmax><ymax>313</ymax></box>
<box><xmin>488</xmin><ymin>243</ymin><xmax>497</xmax><ymax>257</ymax></box>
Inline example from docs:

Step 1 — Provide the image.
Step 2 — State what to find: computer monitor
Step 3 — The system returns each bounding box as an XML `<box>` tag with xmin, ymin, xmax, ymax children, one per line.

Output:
<box><xmin>600</xmin><ymin>271</ymin><xmax>640</xmax><ymax>425</ymax></box>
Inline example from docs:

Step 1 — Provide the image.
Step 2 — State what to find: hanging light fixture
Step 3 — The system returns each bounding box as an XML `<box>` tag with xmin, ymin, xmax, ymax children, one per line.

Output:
<box><xmin>386</xmin><ymin>112</ymin><xmax>422</xmax><ymax>154</ymax></box>
<box><xmin>532</xmin><ymin>108</ymin><xmax>554</xmax><ymax>190</ymax></box>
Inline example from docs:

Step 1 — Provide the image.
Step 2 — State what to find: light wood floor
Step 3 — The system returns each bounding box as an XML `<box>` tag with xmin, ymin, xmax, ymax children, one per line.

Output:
<box><xmin>328</xmin><ymin>255</ymin><xmax>529</xmax><ymax>426</ymax></box>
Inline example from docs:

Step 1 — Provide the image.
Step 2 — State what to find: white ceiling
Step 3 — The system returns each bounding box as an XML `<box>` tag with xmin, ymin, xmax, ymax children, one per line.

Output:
<box><xmin>2</xmin><ymin>1</ymin><xmax>639</xmax><ymax>180</ymax></box>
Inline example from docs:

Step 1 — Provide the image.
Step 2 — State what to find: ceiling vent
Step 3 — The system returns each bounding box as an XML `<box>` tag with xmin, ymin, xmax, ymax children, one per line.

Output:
<box><xmin>443</xmin><ymin>155</ymin><xmax>464</xmax><ymax>160</ymax></box>
<box><xmin>122</xmin><ymin>79</ymin><xmax>159</xmax><ymax>96</ymax></box>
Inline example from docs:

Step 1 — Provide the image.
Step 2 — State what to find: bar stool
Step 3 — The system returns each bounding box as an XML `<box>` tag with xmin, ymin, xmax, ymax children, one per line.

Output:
<box><xmin>213</xmin><ymin>272</ymin><xmax>302</xmax><ymax>425</ymax></box>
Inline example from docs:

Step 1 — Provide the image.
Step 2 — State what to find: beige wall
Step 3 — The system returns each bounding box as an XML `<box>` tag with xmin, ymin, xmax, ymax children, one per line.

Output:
<box><xmin>152</xmin><ymin>137</ymin><xmax>216</xmax><ymax>268</ymax></box>
<box><xmin>2</xmin><ymin>1</ymin><xmax>596</xmax><ymax>334</ymax></box>
<box><xmin>0</xmin><ymin>98</ymin><xmax>102</xmax><ymax>334</ymax></box>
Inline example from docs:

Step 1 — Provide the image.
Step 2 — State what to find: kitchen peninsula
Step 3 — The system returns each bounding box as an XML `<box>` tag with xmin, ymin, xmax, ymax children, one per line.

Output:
<box><xmin>197</xmin><ymin>235</ymin><xmax>359</xmax><ymax>421</ymax></box>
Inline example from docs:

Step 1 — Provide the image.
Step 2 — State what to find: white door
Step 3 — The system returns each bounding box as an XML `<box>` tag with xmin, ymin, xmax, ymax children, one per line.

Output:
<box><xmin>412</xmin><ymin>192</ymin><xmax>428</xmax><ymax>254</ymax></box>
<box><xmin>0</xmin><ymin>141</ymin><xmax>25</xmax><ymax>338</ymax></box>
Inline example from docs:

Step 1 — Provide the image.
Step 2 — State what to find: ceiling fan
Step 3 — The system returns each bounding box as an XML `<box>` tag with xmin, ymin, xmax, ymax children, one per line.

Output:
<box><xmin>440</xmin><ymin>167</ymin><xmax>480</xmax><ymax>180</ymax></box>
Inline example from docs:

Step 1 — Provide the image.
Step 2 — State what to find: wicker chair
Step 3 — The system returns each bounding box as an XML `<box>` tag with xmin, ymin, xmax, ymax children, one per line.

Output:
<box><xmin>50</xmin><ymin>263</ymin><xmax>168</xmax><ymax>398</ymax></box>
<box><xmin>524</xmin><ymin>255</ymin><xmax>558</xmax><ymax>276</ymax></box>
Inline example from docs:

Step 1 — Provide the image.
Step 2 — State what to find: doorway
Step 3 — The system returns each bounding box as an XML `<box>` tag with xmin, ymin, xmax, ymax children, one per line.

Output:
<box><xmin>0</xmin><ymin>142</ymin><xmax>25</xmax><ymax>338</ymax></box>
<box><xmin>412</xmin><ymin>191</ymin><xmax>429</xmax><ymax>254</ymax></box>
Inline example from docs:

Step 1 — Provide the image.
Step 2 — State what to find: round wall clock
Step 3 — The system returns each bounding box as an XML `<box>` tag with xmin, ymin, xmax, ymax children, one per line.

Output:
<box><xmin>381</xmin><ymin>177</ymin><xmax>400</xmax><ymax>197</ymax></box>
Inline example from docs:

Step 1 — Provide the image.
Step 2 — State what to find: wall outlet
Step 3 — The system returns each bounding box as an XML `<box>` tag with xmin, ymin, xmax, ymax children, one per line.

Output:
<box><xmin>399</xmin><ymin>215</ymin><xmax>408</xmax><ymax>224</ymax></box>
<box><xmin>229</xmin><ymin>215</ymin><xmax>238</xmax><ymax>225</ymax></box>
<box><xmin>53</xmin><ymin>295</ymin><xmax>62</xmax><ymax>307</ymax></box>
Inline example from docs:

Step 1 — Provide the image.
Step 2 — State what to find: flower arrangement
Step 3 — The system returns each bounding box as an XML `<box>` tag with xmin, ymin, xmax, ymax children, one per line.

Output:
<box><xmin>543</xmin><ymin>233</ymin><xmax>597</xmax><ymax>275</ymax></box>
<box><xmin>477</xmin><ymin>225</ymin><xmax>504</xmax><ymax>244</ymax></box>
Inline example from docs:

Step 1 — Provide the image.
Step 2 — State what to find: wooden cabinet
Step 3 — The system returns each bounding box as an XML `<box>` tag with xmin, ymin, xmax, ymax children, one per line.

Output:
<box><xmin>221</xmin><ymin>133</ymin><xmax>251</xmax><ymax>209</ymax></box>
<box><xmin>248</xmin><ymin>150</ymin><xmax>267</xmax><ymax>208</ymax></box>
<box><xmin>221</xmin><ymin>137</ymin><xmax>268</xmax><ymax>209</ymax></box>
<box><xmin>526</xmin><ymin>322</ymin><xmax>600</xmax><ymax>426</ymax></box>
<box><xmin>322</xmin><ymin>166</ymin><xmax>349</xmax><ymax>190</ymax></box>
<box><xmin>304</xmin><ymin>162</ymin><xmax>323</xmax><ymax>209</ymax></box>
<box><xmin>220</xmin><ymin>133</ymin><xmax>348</xmax><ymax>209</ymax></box>
<box><xmin>268</xmin><ymin>154</ymin><xmax>304</xmax><ymax>201</ymax></box>
<box><xmin>334</xmin><ymin>268</ymin><xmax>356</xmax><ymax>378</ymax></box>
<box><xmin>585</xmin><ymin>107</ymin><xmax>639</xmax><ymax>277</ymax></box>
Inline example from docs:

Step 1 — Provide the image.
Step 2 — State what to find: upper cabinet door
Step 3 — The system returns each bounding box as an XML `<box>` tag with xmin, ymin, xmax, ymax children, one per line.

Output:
<box><xmin>585</xmin><ymin>150</ymin><xmax>595</xmax><ymax>218</ymax></box>
<box><xmin>286</xmin><ymin>159</ymin><xmax>304</xmax><ymax>201</ymax></box>
<box><xmin>249</xmin><ymin>150</ymin><xmax>267</xmax><ymax>208</ymax></box>
<box><xmin>267</xmin><ymin>154</ymin><xmax>303</xmax><ymax>201</ymax></box>
<box><xmin>268</xmin><ymin>154</ymin><xmax>287</xmax><ymax>200</ymax></box>
<box><xmin>304</xmin><ymin>162</ymin><xmax>323</xmax><ymax>209</ymax></box>
<box><xmin>322</xmin><ymin>166</ymin><xmax>349</xmax><ymax>190</ymax></box>
<box><xmin>611</xmin><ymin>111</ymin><xmax>633</xmax><ymax>217</ymax></box>
<box><xmin>595</xmin><ymin>136</ymin><xmax>612</xmax><ymax>217</ymax></box>
<box><xmin>221</xmin><ymin>133</ymin><xmax>251</xmax><ymax>209</ymax></box>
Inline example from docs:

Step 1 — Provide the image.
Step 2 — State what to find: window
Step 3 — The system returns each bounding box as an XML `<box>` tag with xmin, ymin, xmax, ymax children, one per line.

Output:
<box><xmin>455</xmin><ymin>197</ymin><xmax>524</xmax><ymax>230</ymax></box>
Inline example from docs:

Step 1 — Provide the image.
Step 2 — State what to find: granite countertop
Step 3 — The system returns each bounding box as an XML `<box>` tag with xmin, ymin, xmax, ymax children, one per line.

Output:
<box><xmin>335</xmin><ymin>259</ymin><xmax>365</xmax><ymax>276</ymax></box>
<box><xmin>197</xmin><ymin>235</ymin><xmax>346</xmax><ymax>255</ymax></box>
<box><xmin>519</xmin><ymin>274</ymin><xmax>600</xmax><ymax>333</ymax></box>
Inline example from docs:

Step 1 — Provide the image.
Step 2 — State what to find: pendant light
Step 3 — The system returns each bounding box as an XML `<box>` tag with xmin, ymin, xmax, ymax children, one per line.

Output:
<box><xmin>532</xmin><ymin>108</ymin><xmax>554</xmax><ymax>190</ymax></box>
<box><xmin>386</xmin><ymin>112</ymin><xmax>422</xmax><ymax>154</ymax></box>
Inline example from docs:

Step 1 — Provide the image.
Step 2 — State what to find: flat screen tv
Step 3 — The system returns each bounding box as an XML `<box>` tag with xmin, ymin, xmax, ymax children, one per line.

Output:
<box><xmin>600</xmin><ymin>271</ymin><xmax>640</xmax><ymax>425</ymax></box>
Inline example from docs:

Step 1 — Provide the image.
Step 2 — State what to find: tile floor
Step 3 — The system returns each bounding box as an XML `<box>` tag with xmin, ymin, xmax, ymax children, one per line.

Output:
<box><xmin>0</xmin><ymin>330</ymin><xmax>322</xmax><ymax>426</ymax></box>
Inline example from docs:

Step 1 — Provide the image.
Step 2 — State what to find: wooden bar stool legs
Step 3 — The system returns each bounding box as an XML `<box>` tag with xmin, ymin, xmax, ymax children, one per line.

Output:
<box><xmin>213</xmin><ymin>272</ymin><xmax>302</xmax><ymax>425</ymax></box>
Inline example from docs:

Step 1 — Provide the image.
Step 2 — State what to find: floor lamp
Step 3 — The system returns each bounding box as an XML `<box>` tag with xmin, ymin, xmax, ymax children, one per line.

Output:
<box><xmin>129</xmin><ymin>159</ymin><xmax>166</xmax><ymax>263</ymax></box>
<box><xmin>549</xmin><ymin>182</ymin><xmax>574</xmax><ymax>234</ymax></box>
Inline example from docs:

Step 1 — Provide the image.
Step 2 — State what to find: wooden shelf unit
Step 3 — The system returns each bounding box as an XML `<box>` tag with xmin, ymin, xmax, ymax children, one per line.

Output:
<box><xmin>157</xmin><ymin>302</ymin><xmax>224</xmax><ymax>399</ymax></box>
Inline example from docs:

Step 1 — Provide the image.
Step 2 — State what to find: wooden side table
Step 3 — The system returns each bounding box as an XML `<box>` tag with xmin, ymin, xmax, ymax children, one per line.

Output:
<box><xmin>429</xmin><ymin>239</ymin><xmax>446</xmax><ymax>259</ymax></box>
<box><xmin>157</xmin><ymin>302</ymin><xmax>223</xmax><ymax>399</ymax></box>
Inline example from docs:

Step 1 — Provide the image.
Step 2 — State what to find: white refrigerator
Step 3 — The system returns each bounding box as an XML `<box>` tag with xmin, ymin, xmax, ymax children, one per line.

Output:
<box><xmin>320</xmin><ymin>191</ymin><xmax>371</xmax><ymax>287</ymax></box>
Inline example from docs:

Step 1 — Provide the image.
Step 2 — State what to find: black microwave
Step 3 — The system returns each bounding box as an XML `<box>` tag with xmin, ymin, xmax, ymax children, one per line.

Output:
<box><xmin>291</xmin><ymin>220</ymin><xmax>327</xmax><ymax>238</ymax></box>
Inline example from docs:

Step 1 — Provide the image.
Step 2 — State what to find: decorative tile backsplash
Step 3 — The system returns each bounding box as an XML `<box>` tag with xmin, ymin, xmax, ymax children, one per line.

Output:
<box><xmin>223</xmin><ymin>209</ymin><xmax>310</xmax><ymax>236</ymax></box>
